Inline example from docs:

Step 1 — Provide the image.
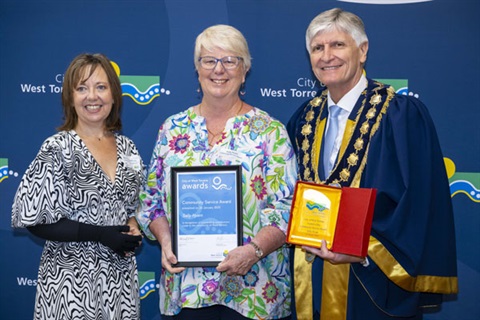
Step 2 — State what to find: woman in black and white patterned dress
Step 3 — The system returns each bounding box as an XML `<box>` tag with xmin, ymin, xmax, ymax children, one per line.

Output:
<box><xmin>11</xmin><ymin>53</ymin><xmax>145</xmax><ymax>320</ymax></box>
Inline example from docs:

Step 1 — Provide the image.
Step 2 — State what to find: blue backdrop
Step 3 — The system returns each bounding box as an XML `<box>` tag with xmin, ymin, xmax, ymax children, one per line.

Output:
<box><xmin>1</xmin><ymin>0</ymin><xmax>479</xmax><ymax>319</ymax></box>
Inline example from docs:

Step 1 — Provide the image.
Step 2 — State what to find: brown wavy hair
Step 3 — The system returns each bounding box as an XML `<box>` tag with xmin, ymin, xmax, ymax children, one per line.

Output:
<box><xmin>58</xmin><ymin>53</ymin><xmax>122</xmax><ymax>132</ymax></box>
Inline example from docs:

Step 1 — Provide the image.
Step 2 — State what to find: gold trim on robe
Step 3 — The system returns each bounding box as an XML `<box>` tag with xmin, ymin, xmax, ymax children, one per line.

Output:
<box><xmin>293</xmin><ymin>81</ymin><xmax>394</xmax><ymax>320</ymax></box>
<box><xmin>368</xmin><ymin>236</ymin><xmax>458</xmax><ymax>293</ymax></box>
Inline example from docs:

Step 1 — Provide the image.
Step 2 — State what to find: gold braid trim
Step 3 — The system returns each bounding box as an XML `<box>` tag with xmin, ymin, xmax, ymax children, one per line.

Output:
<box><xmin>302</xmin><ymin>93</ymin><xmax>327</xmax><ymax>182</ymax></box>
<box><xmin>351</xmin><ymin>86</ymin><xmax>395</xmax><ymax>187</ymax></box>
<box><xmin>370</xmin><ymin>86</ymin><xmax>395</xmax><ymax>137</ymax></box>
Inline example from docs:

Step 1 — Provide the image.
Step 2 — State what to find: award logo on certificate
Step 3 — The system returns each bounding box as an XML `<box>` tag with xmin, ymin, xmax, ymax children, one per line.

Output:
<box><xmin>171</xmin><ymin>165</ymin><xmax>243</xmax><ymax>267</ymax></box>
<box><xmin>287</xmin><ymin>181</ymin><xmax>376</xmax><ymax>257</ymax></box>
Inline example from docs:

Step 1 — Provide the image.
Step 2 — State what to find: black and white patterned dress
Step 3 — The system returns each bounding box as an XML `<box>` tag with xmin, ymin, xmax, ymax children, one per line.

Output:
<box><xmin>12</xmin><ymin>130</ymin><xmax>145</xmax><ymax>320</ymax></box>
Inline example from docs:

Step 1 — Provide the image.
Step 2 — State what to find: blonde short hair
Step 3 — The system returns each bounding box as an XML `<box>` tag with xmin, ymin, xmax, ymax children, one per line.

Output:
<box><xmin>194</xmin><ymin>24</ymin><xmax>251</xmax><ymax>71</ymax></box>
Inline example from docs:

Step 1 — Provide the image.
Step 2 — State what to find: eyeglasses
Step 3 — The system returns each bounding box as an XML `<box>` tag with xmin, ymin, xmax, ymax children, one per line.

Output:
<box><xmin>198</xmin><ymin>56</ymin><xmax>243</xmax><ymax>70</ymax></box>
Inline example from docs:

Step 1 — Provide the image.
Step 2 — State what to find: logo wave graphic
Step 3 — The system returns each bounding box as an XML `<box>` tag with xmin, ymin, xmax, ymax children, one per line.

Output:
<box><xmin>119</xmin><ymin>75</ymin><xmax>160</xmax><ymax>105</ymax></box>
<box><xmin>0</xmin><ymin>158</ymin><xmax>9</xmax><ymax>183</ymax></box>
<box><xmin>306</xmin><ymin>201</ymin><xmax>327</xmax><ymax>212</ymax></box>
<box><xmin>0</xmin><ymin>165</ymin><xmax>8</xmax><ymax>183</ymax></box>
<box><xmin>121</xmin><ymin>83</ymin><xmax>160</xmax><ymax>105</ymax></box>
<box><xmin>211</xmin><ymin>175</ymin><xmax>232</xmax><ymax>190</ymax></box>
<box><xmin>138</xmin><ymin>271</ymin><xmax>156</xmax><ymax>300</ymax></box>
<box><xmin>212</xmin><ymin>184</ymin><xmax>232</xmax><ymax>191</ymax></box>
<box><xmin>445</xmin><ymin>158</ymin><xmax>479</xmax><ymax>204</ymax></box>
<box><xmin>450</xmin><ymin>180</ymin><xmax>480</xmax><ymax>203</ymax></box>
<box><xmin>139</xmin><ymin>279</ymin><xmax>156</xmax><ymax>299</ymax></box>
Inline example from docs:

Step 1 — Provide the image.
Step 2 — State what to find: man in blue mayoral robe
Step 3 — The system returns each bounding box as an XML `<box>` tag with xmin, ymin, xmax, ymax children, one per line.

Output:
<box><xmin>286</xmin><ymin>8</ymin><xmax>458</xmax><ymax>320</ymax></box>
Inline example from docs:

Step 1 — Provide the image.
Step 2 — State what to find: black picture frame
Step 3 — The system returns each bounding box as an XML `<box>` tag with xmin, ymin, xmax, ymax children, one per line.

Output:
<box><xmin>171</xmin><ymin>165</ymin><xmax>243</xmax><ymax>267</ymax></box>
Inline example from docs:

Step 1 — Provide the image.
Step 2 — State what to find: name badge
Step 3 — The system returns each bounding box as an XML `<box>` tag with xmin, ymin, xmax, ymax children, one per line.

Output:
<box><xmin>123</xmin><ymin>154</ymin><xmax>142</xmax><ymax>171</ymax></box>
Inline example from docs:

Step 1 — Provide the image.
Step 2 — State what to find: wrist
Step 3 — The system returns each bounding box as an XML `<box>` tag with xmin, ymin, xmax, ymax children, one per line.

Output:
<box><xmin>248</xmin><ymin>241</ymin><xmax>264</xmax><ymax>259</ymax></box>
<box><xmin>77</xmin><ymin>221</ymin><xmax>103</xmax><ymax>242</ymax></box>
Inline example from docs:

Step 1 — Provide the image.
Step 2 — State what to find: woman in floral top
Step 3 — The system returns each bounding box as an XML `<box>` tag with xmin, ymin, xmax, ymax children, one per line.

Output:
<box><xmin>136</xmin><ymin>25</ymin><xmax>297</xmax><ymax>319</ymax></box>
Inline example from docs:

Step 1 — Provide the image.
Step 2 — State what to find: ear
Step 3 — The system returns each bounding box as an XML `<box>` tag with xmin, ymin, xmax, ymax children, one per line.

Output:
<box><xmin>359</xmin><ymin>41</ymin><xmax>369</xmax><ymax>64</ymax></box>
<box><xmin>242</xmin><ymin>67</ymin><xmax>249</xmax><ymax>83</ymax></box>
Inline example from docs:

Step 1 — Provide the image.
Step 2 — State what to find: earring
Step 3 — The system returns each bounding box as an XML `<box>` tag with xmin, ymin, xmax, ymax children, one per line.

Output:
<box><xmin>240</xmin><ymin>83</ymin><xmax>246</xmax><ymax>96</ymax></box>
<box><xmin>196</xmin><ymin>85</ymin><xmax>203</xmax><ymax>99</ymax></box>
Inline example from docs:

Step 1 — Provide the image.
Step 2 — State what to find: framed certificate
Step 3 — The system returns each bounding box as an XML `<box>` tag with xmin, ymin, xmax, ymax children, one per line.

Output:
<box><xmin>171</xmin><ymin>165</ymin><xmax>243</xmax><ymax>267</ymax></box>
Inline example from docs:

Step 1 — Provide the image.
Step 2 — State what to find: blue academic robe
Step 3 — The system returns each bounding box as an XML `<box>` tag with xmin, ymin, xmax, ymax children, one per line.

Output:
<box><xmin>287</xmin><ymin>79</ymin><xmax>458</xmax><ymax>320</ymax></box>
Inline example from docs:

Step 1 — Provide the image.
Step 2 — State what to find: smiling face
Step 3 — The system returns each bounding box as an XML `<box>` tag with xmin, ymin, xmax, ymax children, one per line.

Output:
<box><xmin>309</xmin><ymin>28</ymin><xmax>368</xmax><ymax>102</ymax></box>
<box><xmin>72</xmin><ymin>65</ymin><xmax>113</xmax><ymax>130</ymax></box>
<box><xmin>197</xmin><ymin>47</ymin><xmax>247</xmax><ymax>101</ymax></box>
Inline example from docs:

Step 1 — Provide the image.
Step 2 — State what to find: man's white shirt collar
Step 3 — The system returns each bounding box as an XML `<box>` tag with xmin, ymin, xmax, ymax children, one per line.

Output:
<box><xmin>327</xmin><ymin>75</ymin><xmax>367</xmax><ymax>113</ymax></box>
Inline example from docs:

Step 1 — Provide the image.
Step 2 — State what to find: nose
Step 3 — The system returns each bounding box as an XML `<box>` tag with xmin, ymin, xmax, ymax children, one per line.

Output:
<box><xmin>321</xmin><ymin>45</ymin><xmax>333</xmax><ymax>61</ymax></box>
<box><xmin>87</xmin><ymin>87</ymin><xmax>97</xmax><ymax>100</ymax></box>
<box><xmin>213</xmin><ymin>60</ymin><xmax>226</xmax><ymax>72</ymax></box>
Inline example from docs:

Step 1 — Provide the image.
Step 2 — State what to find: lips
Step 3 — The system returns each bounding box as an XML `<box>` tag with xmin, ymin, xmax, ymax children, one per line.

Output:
<box><xmin>212</xmin><ymin>79</ymin><xmax>228</xmax><ymax>84</ymax></box>
<box><xmin>321</xmin><ymin>65</ymin><xmax>341</xmax><ymax>71</ymax></box>
<box><xmin>85</xmin><ymin>105</ymin><xmax>102</xmax><ymax>111</ymax></box>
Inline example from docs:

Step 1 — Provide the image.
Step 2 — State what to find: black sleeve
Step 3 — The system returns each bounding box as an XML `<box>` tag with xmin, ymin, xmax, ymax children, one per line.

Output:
<box><xmin>27</xmin><ymin>218</ymin><xmax>83</xmax><ymax>241</ymax></box>
<box><xmin>27</xmin><ymin>219</ymin><xmax>142</xmax><ymax>257</ymax></box>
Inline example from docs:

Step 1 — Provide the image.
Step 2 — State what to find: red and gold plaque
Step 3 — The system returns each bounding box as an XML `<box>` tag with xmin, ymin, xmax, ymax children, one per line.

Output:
<box><xmin>287</xmin><ymin>181</ymin><xmax>376</xmax><ymax>257</ymax></box>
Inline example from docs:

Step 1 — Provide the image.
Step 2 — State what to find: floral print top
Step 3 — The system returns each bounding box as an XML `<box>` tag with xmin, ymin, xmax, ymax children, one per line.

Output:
<box><xmin>136</xmin><ymin>106</ymin><xmax>297</xmax><ymax>319</ymax></box>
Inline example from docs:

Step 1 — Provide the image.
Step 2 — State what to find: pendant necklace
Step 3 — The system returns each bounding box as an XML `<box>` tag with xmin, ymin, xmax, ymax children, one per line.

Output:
<box><xmin>200</xmin><ymin>101</ymin><xmax>244</xmax><ymax>147</ymax></box>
